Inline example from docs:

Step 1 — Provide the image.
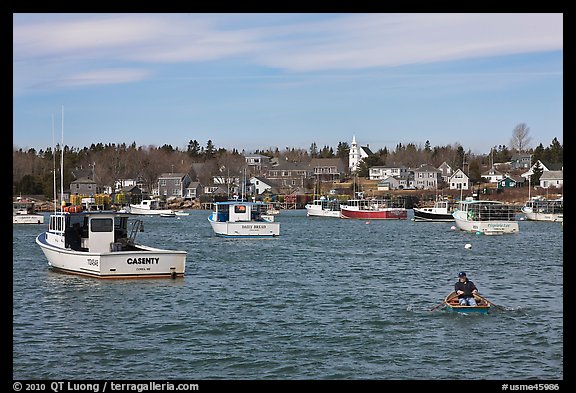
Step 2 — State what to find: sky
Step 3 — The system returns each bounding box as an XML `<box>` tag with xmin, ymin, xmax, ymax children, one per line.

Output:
<box><xmin>13</xmin><ymin>13</ymin><xmax>563</xmax><ymax>155</ymax></box>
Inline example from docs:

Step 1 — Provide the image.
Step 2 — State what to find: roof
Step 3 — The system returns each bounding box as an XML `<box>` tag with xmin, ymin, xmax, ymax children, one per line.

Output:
<box><xmin>309</xmin><ymin>158</ymin><xmax>343</xmax><ymax>167</ymax></box>
<box><xmin>414</xmin><ymin>164</ymin><xmax>441</xmax><ymax>173</ymax></box>
<box><xmin>539</xmin><ymin>170</ymin><xmax>563</xmax><ymax>180</ymax></box>
<box><xmin>360</xmin><ymin>145</ymin><xmax>373</xmax><ymax>156</ymax></box>
<box><xmin>214</xmin><ymin>201</ymin><xmax>268</xmax><ymax>206</ymax></box>
<box><xmin>158</xmin><ymin>172</ymin><xmax>189</xmax><ymax>178</ymax></box>
<box><xmin>70</xmin><ymin>177</ymin><xmax>96</xmax><ymax>184</ymax></box>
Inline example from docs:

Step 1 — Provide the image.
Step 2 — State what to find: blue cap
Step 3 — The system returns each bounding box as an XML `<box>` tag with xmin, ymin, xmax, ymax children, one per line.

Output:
<box><xmin>458</xmin><ymin>271</ymin><xmax>467</xmax><ymax>277</ymax></box>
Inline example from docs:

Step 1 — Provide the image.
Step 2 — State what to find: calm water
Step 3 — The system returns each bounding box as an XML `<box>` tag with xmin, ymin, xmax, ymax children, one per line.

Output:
<box><xmin>13</xmin><ymin>210</ymin><xmax>563</xmax><ymax>380</ymax></box>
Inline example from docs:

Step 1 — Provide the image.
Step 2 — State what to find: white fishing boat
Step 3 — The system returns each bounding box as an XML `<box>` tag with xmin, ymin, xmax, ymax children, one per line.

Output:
<box><xmin>35</xmin><ymin>106</ymin><xmax>186</xmax><ymax>278</ymax></box>
<box><xmin>36</xmin><ymin>206</ymin><xmax>187</xmax><ymax>278</ymax></box>
<box><xmin>305</xmin><ymin>196</ymin><xmax>342</xmax><ymax>218</ymax></box>
<box><xmin>174</xmin><ymin>210</ymin><xmax>190</xmax><ymax>216</ymax></box>
<box><xmin>208</xmin><ymin>201</ymin><xmax>280</xmax><ymax>238</ymax></box>
<box><xmin>13</xmin><ymin>198</ymin><xmax>45</xmax><ymax>224</ymax></box>
<box><xmin>521</xmin><ymin>197</ymin><xmax>563</xmax><ymax>222</ymax></box>
<box><xmin>413</xmin><ymin>198</ymin><xmax>454</xmax><ymax>222</ymax></box>
<box><xmin>452</xmin><ymin>199</ymin><xmax>519</xmax><ymax>235</ymax></box>
<box><xmin>128</xmin><ymin>199</ymin><xmax>175</xmax><ymax>216</ymax></box>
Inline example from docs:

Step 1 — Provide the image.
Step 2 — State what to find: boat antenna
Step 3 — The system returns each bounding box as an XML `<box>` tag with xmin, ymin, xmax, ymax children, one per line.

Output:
<box><xmin>528</xmin><ymin>153</ymin><xmax>531</xmax><ymax>201</ymax></box>
<box><xmin>60</xmin><ymin>105</ymin><xmax>64</xmax><ymax>212</ymax></box>
<box><xmin>52</xmin><ymin>114</ymin><xmax>57</xmax><ymax>216</ymax></box>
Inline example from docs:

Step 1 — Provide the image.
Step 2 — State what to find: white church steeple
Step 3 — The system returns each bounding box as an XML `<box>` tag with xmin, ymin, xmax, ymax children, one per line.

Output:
<box><xmin>349</xmin><ymin>135</ymin><xmax>360</xmax><ymax>172</ymax></box>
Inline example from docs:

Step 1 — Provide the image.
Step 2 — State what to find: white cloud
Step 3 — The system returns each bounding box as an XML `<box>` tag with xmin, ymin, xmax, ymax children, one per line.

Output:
<box><xmin>59</xmin><ymin>68</ymin><xmax>152</xmax><ymax>86</ymax></box>
<box><xmin>255</xmin><ymin>13</ymin><xmax>563</xmax><ymax>71</ymax></box>
<box><xmin>13</xmin><ymin>13</ymin><xmax>563</xmax><ymax>93</ymax></box>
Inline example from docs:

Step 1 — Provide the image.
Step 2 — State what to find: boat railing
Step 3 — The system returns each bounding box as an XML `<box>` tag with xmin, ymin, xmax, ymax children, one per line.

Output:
<box><xmin>466</xmin><ymin>204</ymin><xmax>517</xmax><ymax>221</ymax></box>
<box><xmin>128</xmin><ymin>219</ymin><xmax>144</xmax><ymax>244</ymax></box>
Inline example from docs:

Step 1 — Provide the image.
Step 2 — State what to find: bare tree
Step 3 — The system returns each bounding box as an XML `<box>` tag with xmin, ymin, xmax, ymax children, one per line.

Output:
<box><xmin>510</xmin><ymin>123</ymin><xmax>532</xmax><ymax>152</ymax></box>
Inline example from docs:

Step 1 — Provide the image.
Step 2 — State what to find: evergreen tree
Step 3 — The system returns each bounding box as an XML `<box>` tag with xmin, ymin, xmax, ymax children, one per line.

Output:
<box><xmin>531</xmin><ymin>161</ymin><xmax>544</xmax><ymax>185</ymax></box>
<box><xmin>205</xmin><ymin>140</ymin><xmax>216</xmax><ymax>160</ymax></box>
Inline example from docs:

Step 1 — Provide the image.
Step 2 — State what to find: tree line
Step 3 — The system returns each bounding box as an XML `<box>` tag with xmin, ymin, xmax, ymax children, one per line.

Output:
<box><xmin>13</xmin><ymin>128</ymin><xmax>563</xmax><ymax>198</ymax></box>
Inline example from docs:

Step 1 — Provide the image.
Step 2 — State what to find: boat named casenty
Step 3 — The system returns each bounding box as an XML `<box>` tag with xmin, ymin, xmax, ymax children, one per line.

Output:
<box><xmin>452</xmin><ymin>199</ymin><xmax>519</xmax><ymax>235</ymax></box>
<box><xmin>208</xmin><ymin>201</ymin><xmax>280</xmax><ymax>238</ymax></box>
<box><xmin>36</xmin><ymin>205</ymin><xmax>186</xmax><ymax>278</ymax></box>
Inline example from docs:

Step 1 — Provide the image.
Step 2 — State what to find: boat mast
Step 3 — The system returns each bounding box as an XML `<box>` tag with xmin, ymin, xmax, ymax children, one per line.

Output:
<box><xmin>52</xmin><ymin>114</ymin><xmax>57</xmax><ymax>216</ymax></box>
<box><xmin>460</xmin><ymin>153</ymin><xmax>465</xmax><ymax>202</ymax></box>
<box><xmin>528</xmin><ymin>153</ymin><xmax>531</xmax><ymax>201</ymax></box>
<box><xmin>60</xmin><ymin>106</ymin><xmax>64</xmax><ymax>212</ymax></box>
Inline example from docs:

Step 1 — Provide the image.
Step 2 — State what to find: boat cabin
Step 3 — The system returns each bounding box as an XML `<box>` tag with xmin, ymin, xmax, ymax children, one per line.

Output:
<box><xmin>213</xmin><ymin>202</ymin><xmax>269</xmax><ymax>223</ymax></box>
<box><xmin>48</xmin><ymin>211</ymin><xmax>139</xmax><ymax>253</ymax></box>
<box><xmin>13</xmin><ymin>201</ymin><xmax>37</xmax><ymax>215</ymax></box>
<box><xmin>456</xmin><ymin>201</ymin><xmax>516</xmax><ymax>221</ymax></box>
<box><xmin>524</xmin><ymin>199</ymin><xmax>563</xmax><ymax>214</ymax></box>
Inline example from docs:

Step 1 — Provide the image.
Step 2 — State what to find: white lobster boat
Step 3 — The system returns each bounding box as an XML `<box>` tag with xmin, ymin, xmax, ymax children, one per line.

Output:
<box><xmin>13</xmin><ymin>198</ymin><xmax>45</xmax><ymax>224</ymax></box>
<box><xmin>452</xmin><ymin>199</ymin><xmax>519</xmax><ymax>235</ymax></box>
<box><xmin>305</xmin><ymin>197</ymin><xmax>342</xmax><ymax>218</ymax></box>
<box><xmin>521</xmin><ymin>197</ymin><xmax>563</xmax><ymax>222</ymax></box>
<box><xmin>208</xmin><ymin>201</ymin><xmax>280</xmax><ymax>238</ymax></box>
<box><xmin>36</xmin><ymin>205</ymin><xmax>187</xmax><ymax>278</ymax></box>
<box><xmin>128</xmin><ymin>199</ymin><xmax>175</xmax><ymax>216</ymax></box>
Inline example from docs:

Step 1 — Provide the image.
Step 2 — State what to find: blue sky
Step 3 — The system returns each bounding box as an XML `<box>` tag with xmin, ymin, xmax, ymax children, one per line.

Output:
<box><xmin>13</xmin><ymin>13</ymin><xmax>563</xmax><ymax>155</ymax></box>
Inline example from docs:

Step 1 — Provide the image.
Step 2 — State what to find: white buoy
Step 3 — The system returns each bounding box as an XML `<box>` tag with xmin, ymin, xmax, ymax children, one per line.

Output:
<box><xmin>450</xmin><ymin>225</ymin><xmax>456</xmax><ymax>230</ymax></box>
<box><xmin>464</xmin><ymin>243</ymin><xmax>472</xmax><ymax>249</ymax></box>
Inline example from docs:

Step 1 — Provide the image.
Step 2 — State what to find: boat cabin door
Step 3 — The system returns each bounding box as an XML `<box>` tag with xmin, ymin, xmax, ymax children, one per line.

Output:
<box><xmin>87</xmin><ymin>216</ymin><xmax>116</xmax><ymax>253</ymax></box>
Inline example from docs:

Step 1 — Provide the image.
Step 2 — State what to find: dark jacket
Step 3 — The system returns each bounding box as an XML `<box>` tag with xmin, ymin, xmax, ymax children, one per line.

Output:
<box><xmin>455</xmin><ymin>279</ymin><xmax>477</xmax><ymax>299</ymax></box>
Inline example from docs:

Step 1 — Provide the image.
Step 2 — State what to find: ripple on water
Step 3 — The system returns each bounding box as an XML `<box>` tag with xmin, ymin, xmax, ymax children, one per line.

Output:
<box><xmin>13</xmin><ymin>211</ymin><xmax>563</xmax><ymax>379</ymax></box>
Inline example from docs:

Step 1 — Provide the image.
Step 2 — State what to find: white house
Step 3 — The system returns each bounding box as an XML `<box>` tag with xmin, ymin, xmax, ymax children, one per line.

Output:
<box><xmin>250</xmin><ymin>176</ymin><xmax>276</xmax><ymax>195</ymax></box>
<box><xmin>482</xmin><ymin>166</ymin><xmax>504</xmax><ymax>183</ymax></box>
<box><xmin>521</xmin><ymin>160</ymin><xmax>553</xmax><ymax>180</ymax></box>
<box><xmin>369</xmin><ymin>165</ymin><xmax>408</xmax><ymax>180</ymax></box>
<box><xmin>449</xmin><ymin>169</ymin><xmax>471</xmax><ymax>190</ymax></box>
<box><xmin>539</xmin><ymin>170</ymin><xmax>563</xmax><ymax>189</ymax></box>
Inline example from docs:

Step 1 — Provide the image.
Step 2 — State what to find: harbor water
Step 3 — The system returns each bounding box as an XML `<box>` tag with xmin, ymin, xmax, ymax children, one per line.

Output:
<box><xmin>13</xmin><ymin>210</ymin><xmax>563</xmax><ymax>380</ymax></box>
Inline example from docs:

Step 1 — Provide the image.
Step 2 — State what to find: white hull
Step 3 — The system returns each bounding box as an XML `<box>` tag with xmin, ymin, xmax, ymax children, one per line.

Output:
<box><xmin>523</xmin><ymin>212</ymin><xmax>563</xmax><ymax>222</ymax></box>
<box><xmin>453</xmin><ymin>212</ymin><xmax>519</xmax><ymax>235</ymax></box>
<box><xmin>129</xmin><ymin>206</ymin><xmax>175</xmax><ymax>215</ymax></box>
<box><xmin>521</xmin><ymin>198</ymin><xmax>563</xmax><ymax>223</ymax></box>
<box><xmin>452</xmin><ymin>199</ymin><xmax>519</xmax><ymax>235</ymax></box>
<box><xmin>36</xmin><ymin>234</ymin><xmax>186</xmax><ymax>278</ymax></box>
<box><xmin>305</xmin><ymin>205</ymin><xmax>341</xmax><ymax>218</ymax></box>
<box><xmin>208</xmin><ymin>220</ymin><xmax>280</xmax><ymax>237</ymax></box>
<box><xmin>13</xmin><ymin>214</ymin><xmax>45</xmax><ymax>224</ymax></box>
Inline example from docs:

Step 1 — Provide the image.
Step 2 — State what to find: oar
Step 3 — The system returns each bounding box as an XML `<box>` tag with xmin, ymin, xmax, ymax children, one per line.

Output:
<box><xmin>474</xmin><ymin>293</ymin><xmax>506</xmax><ymax>311</ymax></box>
<box><xmin>431</xmin><ymin>293</ymin><xmax>457</xmax><ymax>311</ymax></box>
